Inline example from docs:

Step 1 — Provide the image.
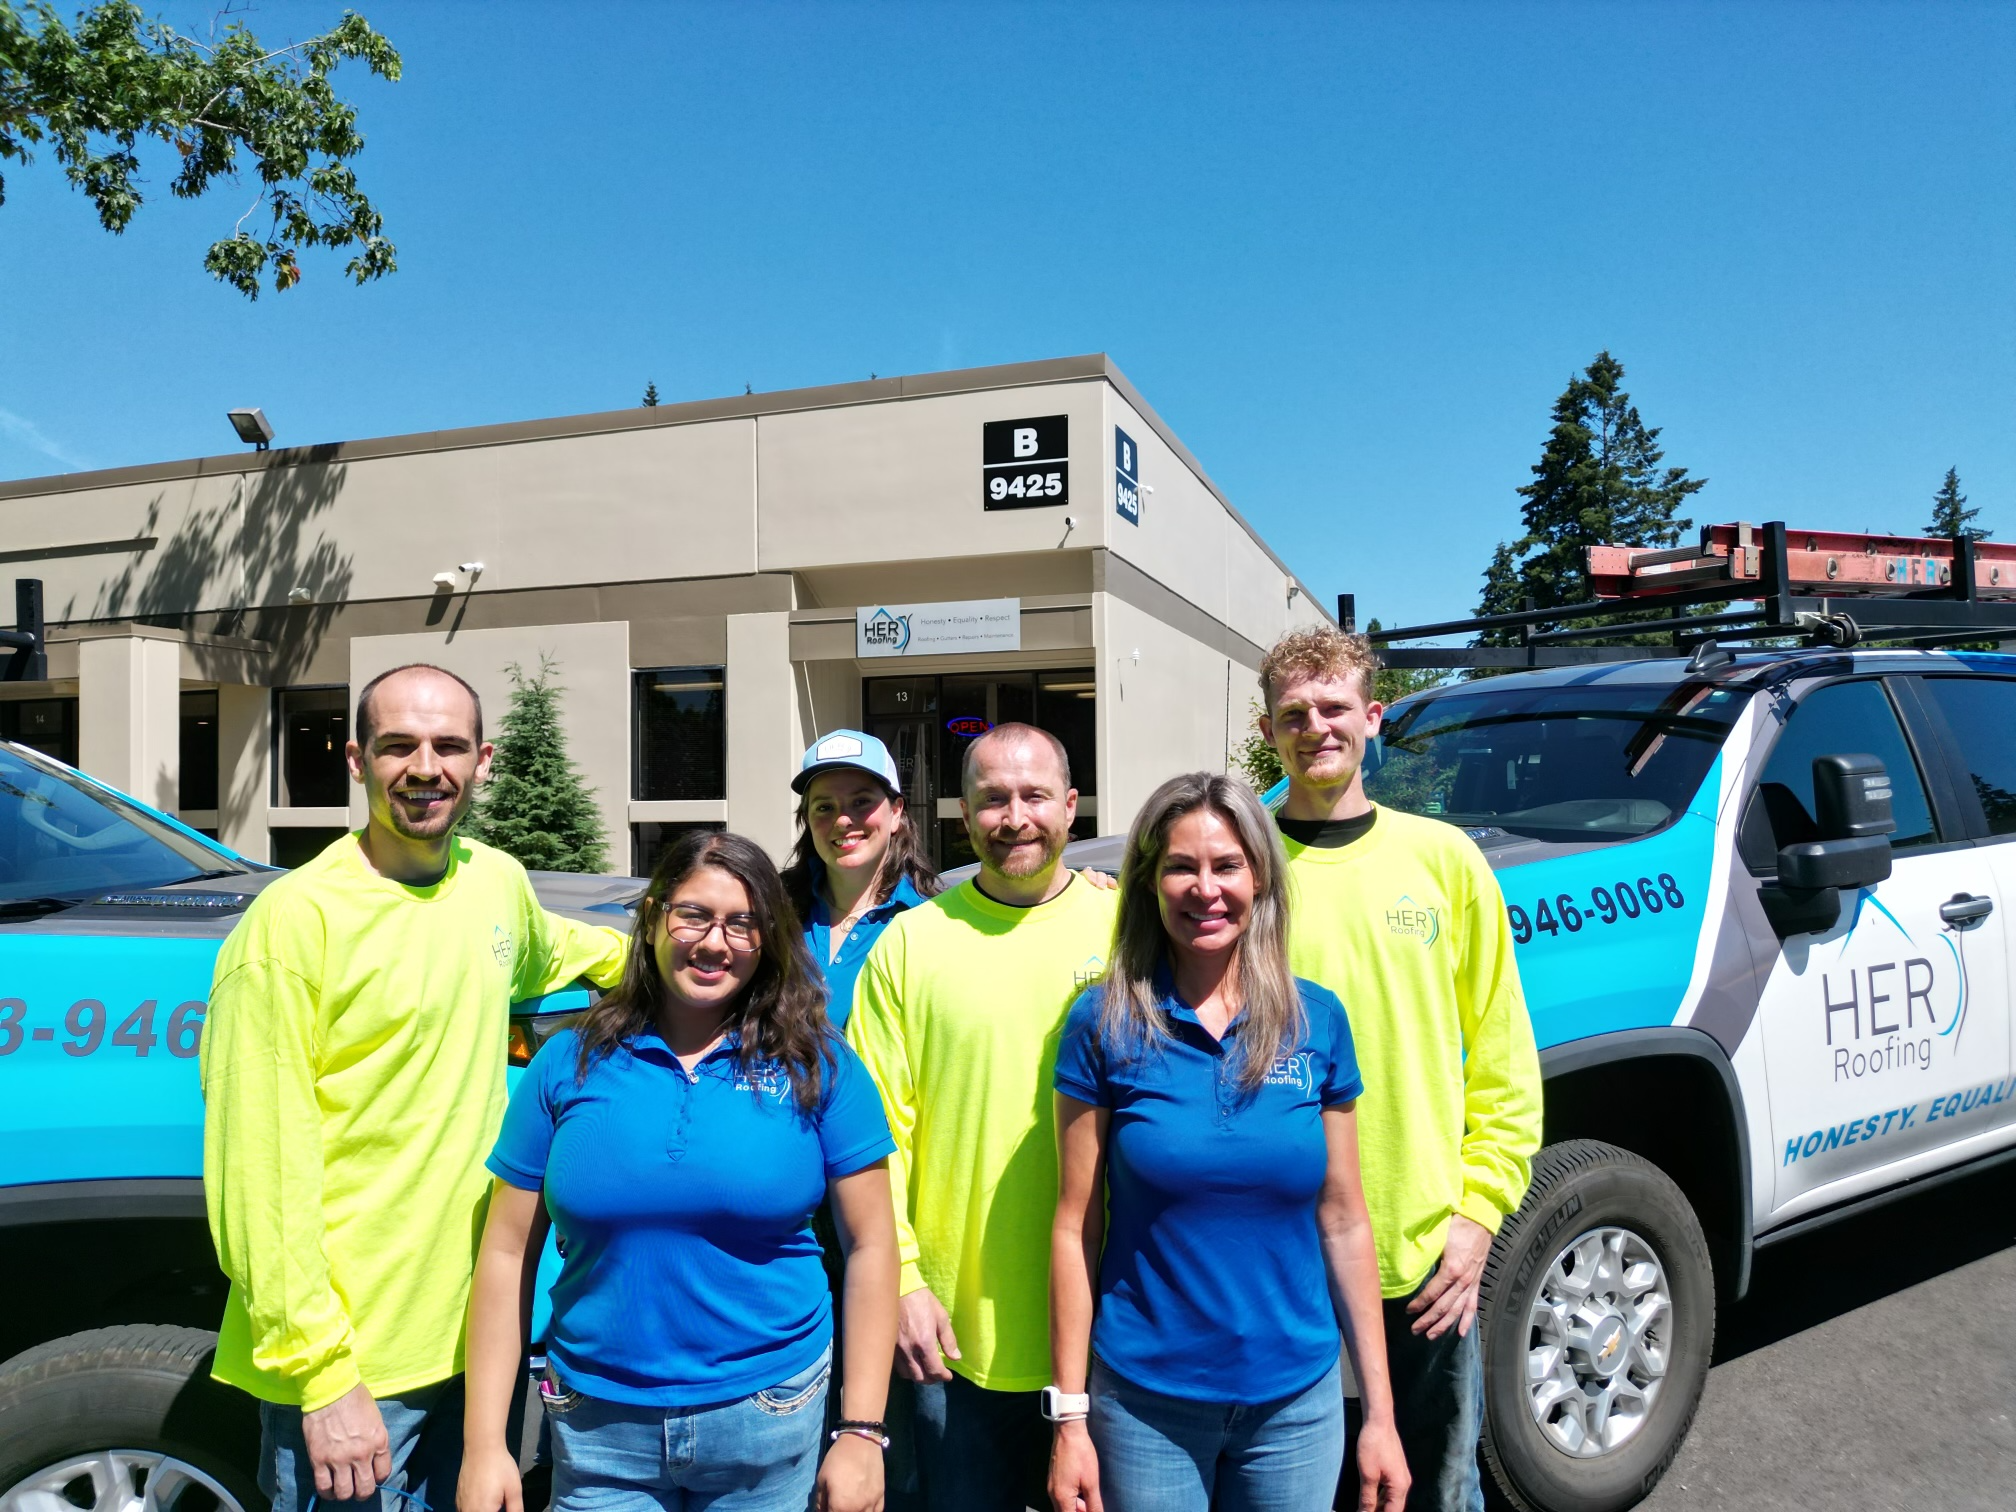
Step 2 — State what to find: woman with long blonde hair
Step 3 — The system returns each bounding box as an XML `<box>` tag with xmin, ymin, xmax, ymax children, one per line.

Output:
<box><xmin>1046</xmin><ymin>773</ymin><xmax>1408</xmax><ymax>1512</ymax></box>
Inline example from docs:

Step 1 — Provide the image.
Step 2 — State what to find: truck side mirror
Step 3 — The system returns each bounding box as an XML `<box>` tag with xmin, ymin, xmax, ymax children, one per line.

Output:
<box><xmin>1761</xmin><ymin>755</ymin><xmax>1897</xmax><ymax>935</ymax></box>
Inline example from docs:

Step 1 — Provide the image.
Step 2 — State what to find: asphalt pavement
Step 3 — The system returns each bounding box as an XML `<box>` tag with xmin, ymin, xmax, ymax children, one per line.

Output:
<box><xmin>1636</xmin><ymin>1159</ymin><xmax>2016</xmax><ymax>1512</ymax></box>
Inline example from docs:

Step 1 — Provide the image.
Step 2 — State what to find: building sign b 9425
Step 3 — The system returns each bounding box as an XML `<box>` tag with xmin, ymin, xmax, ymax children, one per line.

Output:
<box><xmin>983</xmin><ymin>416</ymin><xmax>1068</xmax><ymax>509</ymax></box>
<box><xmin>856</xmin><ymin>598</ymin><xmax>1022</xmax><ymax>658</ymax></box>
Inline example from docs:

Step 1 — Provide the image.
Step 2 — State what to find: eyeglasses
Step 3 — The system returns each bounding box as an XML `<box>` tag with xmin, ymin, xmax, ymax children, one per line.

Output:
<box><xmin>662</xmin><ymin>903</ymin><xmax>761</xmax><ymax>951</ymax></box>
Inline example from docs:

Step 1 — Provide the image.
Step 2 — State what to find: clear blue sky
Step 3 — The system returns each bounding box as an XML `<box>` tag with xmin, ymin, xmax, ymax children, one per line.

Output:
<box><xmin>2</xmin><ymin>0</ymin><xmax>2010</xmax><ymax>629</ymax></box>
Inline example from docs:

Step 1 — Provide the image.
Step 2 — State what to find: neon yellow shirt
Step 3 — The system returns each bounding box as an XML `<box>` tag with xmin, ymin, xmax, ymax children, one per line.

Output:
<box><xmin>200</xmin><ymin>833</ymin><xmax>628</xmax><ymax>1410</ymax></box>
<box><xmin>1283</xmin><ymin>806</ymin><xmax>1543</xmax><ymax>1297</ymax></box>
<box><xmin>848</xmin><ymin>876</ymin><xmax>1117</xmax><ymax>1391</ymax></box>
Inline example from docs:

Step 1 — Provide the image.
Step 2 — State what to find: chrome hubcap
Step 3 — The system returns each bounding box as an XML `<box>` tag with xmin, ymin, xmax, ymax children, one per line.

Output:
<box><xmin>1525</xmin><ymin>1225</ymin><xmax>1672</xmax><ymax>1457</ymax></box>
<box><xmin>0</xmin><ymin>1452</ymin><xmax>243</xmax><ymax>1512</ymax></box>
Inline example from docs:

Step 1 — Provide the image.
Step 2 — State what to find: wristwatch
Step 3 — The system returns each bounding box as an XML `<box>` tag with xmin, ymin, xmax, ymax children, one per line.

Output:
<box><xmin>1040</xmin><ymin>1386</ymin><xmax>1090</xmax><ymax>1422</ymax></box>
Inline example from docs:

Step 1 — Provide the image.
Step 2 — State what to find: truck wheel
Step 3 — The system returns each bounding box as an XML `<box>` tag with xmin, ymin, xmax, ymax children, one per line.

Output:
<box><xmin>1479</xmin><ymin>1140</ymin><xmax>1715</xmax><ymax>1512</ymax></box>
<box><xmin>0</xmin><ymin>1326</ymin><xmax>262</xmax><ymax>1512</ymax></box>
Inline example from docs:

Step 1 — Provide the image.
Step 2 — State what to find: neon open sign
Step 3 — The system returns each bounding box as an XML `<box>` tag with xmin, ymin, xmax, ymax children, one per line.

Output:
<box><xmin>945</xmin><ymin>716</ymin><xmax>992</xmax><ymax>738</ymax></box>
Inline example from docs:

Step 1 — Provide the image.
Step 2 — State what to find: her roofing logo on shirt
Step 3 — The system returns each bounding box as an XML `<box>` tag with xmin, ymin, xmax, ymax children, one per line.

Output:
<box><xmin>491</xmin><ymin>925</ymin><xmax>514</xmax><ymax>967</ymax></box>
<box><xmin>732</xmin><ymin>1062</ymin><xmax>792</xmax><ymax>1100</ymax></box>
<box><xmin>1385</xmin><ymin>897</ymin><xmax>1440</xmax><ymax>947</ymax></box>
<box><xmin>1073</xmin><ymin>955</ymin><xmax>1107</xmax><ymax>991</ymax></box>
<box><xmin>1263</xmin><ymin>1052</ymin><xmax>1314</xmax><ymax>1095</ymax></box>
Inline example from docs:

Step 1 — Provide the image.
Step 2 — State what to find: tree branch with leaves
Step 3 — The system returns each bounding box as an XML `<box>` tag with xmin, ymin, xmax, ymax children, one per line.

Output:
<box><xmin>0</xmin><ymin>1</ymin><xmax>400</xmax><ymax>296</ymax></box>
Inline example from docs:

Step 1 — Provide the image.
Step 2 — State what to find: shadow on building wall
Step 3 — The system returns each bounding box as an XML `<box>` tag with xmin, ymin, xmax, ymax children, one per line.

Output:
<box><xmin>59</xmin><ymin>452</ymin><xmax>359</xmax><ymax>837</ymax></box>
<box><xmin>67</xmin><ymin>449</ymin><xmax>357</xmax><ymax>685</ymax></box>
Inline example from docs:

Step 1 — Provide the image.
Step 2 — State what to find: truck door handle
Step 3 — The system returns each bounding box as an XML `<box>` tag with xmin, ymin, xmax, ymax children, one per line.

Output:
<box><xmin>1940</xmin><ymin>893</ymin><xmax>1995</xmax><ymax>927</ymax></box>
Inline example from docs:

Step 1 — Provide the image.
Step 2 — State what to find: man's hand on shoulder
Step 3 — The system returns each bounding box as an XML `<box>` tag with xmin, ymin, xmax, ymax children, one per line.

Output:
<box><xmin>302</xmin><ymin>1381</ymin><xmax>391</xmax><ymax>1500</ymax></box>
<box><xmin>894</xmin><ymin>1286</ymin><xmax>961</xmax><ymax>1382</ymax></box>
<box><xmin>1408</xmin><ymin>1212</ymin><xmax>1493</xmax><ymax>1339</ymax></box>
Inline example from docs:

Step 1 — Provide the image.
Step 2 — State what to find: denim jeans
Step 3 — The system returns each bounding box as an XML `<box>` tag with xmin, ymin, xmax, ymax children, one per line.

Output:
<box><xmin>910</xmin><ymin>1370</ymin><xmax>1048</xmax><ymax>1512</ymax></box>
<box><xmin>546</xmin><ymin>1348</ymin><xmax>831</xmax><ymax>1512</ymax></box>
<box><xmin>1088</xmin><ymin>1355</ymin><xmax>1343</xmax><ymax>1512</ymax></box>
<box><xmin>259</xmin><ymin>1377</ymin><xmax>464</xmax><ymax>1512</ymax></box>
<box><xmin>1339</xmin><ymin>1271</ymin><xmax>1486</xmax><ymax>1512</ymax></box>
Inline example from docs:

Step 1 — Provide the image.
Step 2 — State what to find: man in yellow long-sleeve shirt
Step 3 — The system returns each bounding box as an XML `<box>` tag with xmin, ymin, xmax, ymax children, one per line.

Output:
<box><xmin>201</xmin><ymin>665</ymin><xmax>627</xmax><ymax>1512</ymax></box>
<box><xmin>849</xmin><ymin>724</ymin><xmax>1117</xmax><ymax>1512</ymax></box>
<box><xmin>1260</xmin><ymin>626</ymin><xmax>1542</xmax><ymax>1512</ymax></box>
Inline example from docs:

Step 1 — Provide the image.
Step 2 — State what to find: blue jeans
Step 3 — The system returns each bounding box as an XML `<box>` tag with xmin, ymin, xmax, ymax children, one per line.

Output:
<box><xmin>910</xmin><ymin>1371</ymin><xmax>1047</xmax><ymax>1512</ymax></box>
<box><xmin>547</xmin><ymin>1349</ymin><xmax>831</xmax><ymax>1512</ymax></box>
<box><xmin>259</xmin><ymin>1378</ymin><xmax>464</xmax><ymax>1512</ymax></box>
<box><xmin>1340</xmin><ymin>1271</ymin><xmax>1485</xmax><ymax>1512</ymax></box>
<box><xmin>1088</xmin><ymin>1355</ymin><xmax>1343</xmax><ymax>1512</ymax></box>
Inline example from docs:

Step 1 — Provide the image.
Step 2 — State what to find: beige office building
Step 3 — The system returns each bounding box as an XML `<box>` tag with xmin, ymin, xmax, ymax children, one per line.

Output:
<box><xmin>0</xmin><ymin>355</ymin><xmax>1327</xmax><ymax>874</ymax></box>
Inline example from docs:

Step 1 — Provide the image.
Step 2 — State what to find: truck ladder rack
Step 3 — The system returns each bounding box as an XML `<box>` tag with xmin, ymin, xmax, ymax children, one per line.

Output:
<box><xmin>1342</xmin><ymin>522</ymin><xmax>2016</xmax><ymax>670</ymax></box>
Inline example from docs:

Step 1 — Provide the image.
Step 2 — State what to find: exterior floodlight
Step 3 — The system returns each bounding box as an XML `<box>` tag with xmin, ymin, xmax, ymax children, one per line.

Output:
<box><xmin>227</xmin><ymin>408</ymin><xmax>274</xmax><ymax>451</ymax></box>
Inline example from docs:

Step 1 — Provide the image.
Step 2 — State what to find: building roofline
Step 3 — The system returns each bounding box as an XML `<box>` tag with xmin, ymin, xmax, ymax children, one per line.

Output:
<box><xmin>0</xmin><ymin>351</ymin><xmax>1321</xmax><ymax>611</ymax></box>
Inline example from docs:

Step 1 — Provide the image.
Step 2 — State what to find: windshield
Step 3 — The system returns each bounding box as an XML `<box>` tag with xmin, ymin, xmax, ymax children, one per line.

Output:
<box><xmin>1365</xmin><ymin>680</ymin><xmax>1749</xmax><ymax>842</ymax></box>
<box><xmin>0</xmin><ymin>741</ymin><xmax>253</xmax><ymax>901</ymax></box>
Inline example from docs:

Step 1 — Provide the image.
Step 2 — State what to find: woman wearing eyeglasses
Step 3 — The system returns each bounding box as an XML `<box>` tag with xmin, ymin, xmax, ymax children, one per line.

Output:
<box><xmin>458</xmin><ymin>831</ymin><xmax>901</xmax><ymax>1512</ymax></box>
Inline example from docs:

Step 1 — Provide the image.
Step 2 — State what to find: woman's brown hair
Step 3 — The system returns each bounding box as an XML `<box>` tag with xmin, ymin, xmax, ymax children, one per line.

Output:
<box><xmin>779</xmin><ymin>779</ymin><xmax>942</xmax><ymax>924</ymax></box>
<box><xmin>574</xmin><ymin>830</ymin><xmax>832</xmax><ymax>1112</ymax></box>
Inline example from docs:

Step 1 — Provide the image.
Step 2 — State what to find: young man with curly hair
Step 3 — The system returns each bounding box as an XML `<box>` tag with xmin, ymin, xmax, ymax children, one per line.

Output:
<box><xmin>1259</xmin><ymin>626</ymin><xmax>1543</xmax><ymax>1512</ymax></box>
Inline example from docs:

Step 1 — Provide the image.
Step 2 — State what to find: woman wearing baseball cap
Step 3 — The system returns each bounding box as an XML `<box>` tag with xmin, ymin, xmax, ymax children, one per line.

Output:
<box><xmin>779</xmin><ymin>729</ymin><xmax>943</xmax><ymax>1030</ymax></box>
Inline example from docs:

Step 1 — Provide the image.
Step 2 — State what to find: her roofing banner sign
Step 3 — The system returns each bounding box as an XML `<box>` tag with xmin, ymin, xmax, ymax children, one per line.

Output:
<box><xmin>855</xmin><ymin>598</ymin><xmax>1021</xmax><ymax>658</ymax></box>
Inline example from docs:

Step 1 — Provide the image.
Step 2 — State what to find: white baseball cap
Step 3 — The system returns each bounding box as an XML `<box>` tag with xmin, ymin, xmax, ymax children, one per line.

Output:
<box><xmin>792</xmin><ymin>728</ymin><xmax>903</xmax><ymax>796</ymax></box>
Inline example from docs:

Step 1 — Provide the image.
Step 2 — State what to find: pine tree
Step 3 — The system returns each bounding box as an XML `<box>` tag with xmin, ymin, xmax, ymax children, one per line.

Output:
<box><xmin>462</xmin><ymin>657</ymin><xmax>609</xmax><ymax>873</ymax></box>
<box><xmin>641</xmin><ymin>380</ymin><xmax>660</xmax><ymax>407</ymax></box>
<box><xmin>1475</xmin><ymin>352</ymin><xmax>1707</xmax><ymax>650</ymax></box>
<box><xmin>1925</xmin><ymin>467</ymin><xmax>1987</xmax><ymax>541</ymax></box>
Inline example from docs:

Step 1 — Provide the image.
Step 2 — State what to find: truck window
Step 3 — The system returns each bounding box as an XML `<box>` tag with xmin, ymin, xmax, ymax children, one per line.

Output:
<box><xmin>1365</xmin><ymin>680</ymin><xmax>1746</xmax><ymax>842</ymax></box>
<box><xmin>0</xmin><ymin>741</ymin><xmax>251</xmax><ymax>901</ymax></box>
<box><xmin>1916</xmin><ymin>675</ymin><xmax>2016</xmax><ymax>838</ymax></box>
<box><xmin>1740</xmin><ymin>679</ymin><xmax>1937</xmax><ymax>870</ymax></box>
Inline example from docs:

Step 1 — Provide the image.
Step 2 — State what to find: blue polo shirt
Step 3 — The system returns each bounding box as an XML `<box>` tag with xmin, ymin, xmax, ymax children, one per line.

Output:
<box><xmin>489</xmin><ymin>1027</ymin><xmax>894</xmax><ymax>1406</ymax></box>
<box><xmin>1053</xmin><ymin>975</ymin><xmax>1363</xmax><ymax>1405</ymax></box>
<box><xmin>804</xmin><ymin>871</ymin><xmax>926</xmax><ymax>1029</ymax></box>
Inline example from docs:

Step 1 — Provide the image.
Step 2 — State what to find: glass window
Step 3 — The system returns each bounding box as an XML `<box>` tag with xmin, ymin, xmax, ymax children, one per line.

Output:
<box><xmin>634</xmin><ymin>669</ymin><xmax>726</xmax><ymax>802</ymax></box>
<box><xmin>1036</xmin><ymin>670</ymin><xmax>1097</xmax><ymax>796</ymax></box>
<box><xmin>1743</xmin><ymin>679</ymin><xmax>1937</xmax><ymax>867</ymax></box>
<box><xmin>274</xmin><ymin>687</ymin><xmax>350</xmax><ymax>808</ymax></box>
<box><xmin>632</xmin><ymin>820</ymin><xmax>725</xmax><ymax>878</ymax></box>
<box><xmin>1367</xmin><ymin>680</ymin><xmax>1746</xmax><ymax>842</ymax></box>
<box><xmin>1917</xmin><ymin>676</ymin><xmax>2016</xmax><ymax>838</ymax></box>
<box><xmin>0</xmin><ymin>740</ymin><xmax>252</xmax><ymax>902</ymax></box>
<box><xmin>0</xmin><ymin>697</ymin><xmax>79</xmax><ymax>766</ymax></box>
<box><xmin>180</xmin><ymin>690</ymin><xmax>219</xmax><ymax>811</ymax></box>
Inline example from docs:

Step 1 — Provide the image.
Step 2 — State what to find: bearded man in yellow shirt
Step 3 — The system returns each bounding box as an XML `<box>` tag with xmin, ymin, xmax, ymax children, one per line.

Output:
<box><xmin>201</xmin><ymin>665</ymin><xmax>627</xmax><ymax>1512</ymax></box>
<box><xmin>848</xmin><ymin>723</ymin><xmax>1117</xmax><ymax>1512</ymax></box>
<box><xmin>1260</xmin><ymin>626</ymin><xmax>1542</xmax><ymax>1512</ymax></box>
